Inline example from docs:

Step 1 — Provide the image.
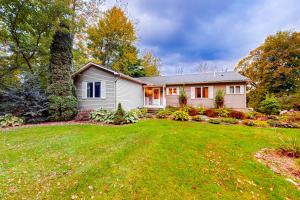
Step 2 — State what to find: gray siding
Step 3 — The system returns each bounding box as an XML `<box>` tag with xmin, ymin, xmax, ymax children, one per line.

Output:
<box><xmin>74</xmin><ymin>66</ymin><xmax>116</xmax><ymax>110</ymax></box>
<box><xmin>116</xmin><ymin>78</ymin><xmax>144</xmax><ymax>110</ymax></box>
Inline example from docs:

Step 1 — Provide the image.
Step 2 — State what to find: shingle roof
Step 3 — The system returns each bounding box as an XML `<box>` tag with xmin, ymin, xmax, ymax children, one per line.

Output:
<box><xmin>136</xmin><ymin>71</ymin><xmax>249</xmax><ymax>86</ymax></box>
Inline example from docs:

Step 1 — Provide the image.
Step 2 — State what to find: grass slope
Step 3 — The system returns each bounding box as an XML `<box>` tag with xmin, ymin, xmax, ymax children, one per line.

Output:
<box><xmin>1</xmin><ymin>120</ymin><xmax>300</xmax><ymax>199</ymax></box>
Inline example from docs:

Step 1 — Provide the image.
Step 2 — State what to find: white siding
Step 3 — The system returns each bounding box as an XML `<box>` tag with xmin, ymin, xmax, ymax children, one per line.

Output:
<box><xmin>74</xmin><ymin>66</ymin><xmax>116</xmax><ymax>110</ymax></box>
<box><xmin>116</xmin><ymin>78</ymin><xmax>144</xmax><ymax>110</ymax></box>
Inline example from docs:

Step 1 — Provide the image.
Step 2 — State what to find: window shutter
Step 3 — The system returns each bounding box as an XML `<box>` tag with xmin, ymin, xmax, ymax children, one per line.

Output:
<box><xmin>208</xmin><ymin>86</ymin><xmax>214</xmax><ymax>99</ymax></box>
<box><xmin>176</xmin><ymin>87</ymin><xmax>179</xmax><ymax>95</ymax></box>
<box><xmin>191</xmin><ymin>87</ymin><xmax>195</xmax><ymax>99</ymax></box>
<box><xmin>166</xmin><ymin>87</ymin><xmax>169</xmax><ymax>95</ymax></box>
<box><xmin>82</xmin><ymin>82</ymin><xmax>87</xmax><ymax>99</ymax></box>
<box><xmin>226</xmin><ymin>86</ymin><xmax>230</xmax><ymax>94</ymax></box>
<box><xmin>101</xmin><ymin>80</ymin><xmax>106</xmax><ymax>99</ymax></box>
<box><xmin>240</xmin><ymin>85</ymin><xmax>245</xmax><ymax>94</ymax></box>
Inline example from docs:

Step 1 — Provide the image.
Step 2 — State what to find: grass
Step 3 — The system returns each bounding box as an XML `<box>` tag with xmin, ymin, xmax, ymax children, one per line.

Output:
<box><xmin>1</xmin><ymin>119</ymin><xmax>300</xmax><ymax>199</ymax></box>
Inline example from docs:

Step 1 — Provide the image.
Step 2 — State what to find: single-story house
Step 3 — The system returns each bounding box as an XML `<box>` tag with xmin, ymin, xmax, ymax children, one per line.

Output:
<box><xmin>73</xmin><ymin>62</ymin><xmax>249</xmax><ymax>111</ymax></box>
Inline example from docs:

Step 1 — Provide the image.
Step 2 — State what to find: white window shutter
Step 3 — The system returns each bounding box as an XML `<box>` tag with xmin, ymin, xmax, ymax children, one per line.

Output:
<box><xmin>176</xmin><ymin>87</ymin><xmax>179</xmax><ymax>95</ymax></box>
<box><xmin>226</xmin><ymin>86</ymin><xmax>230</xmax><ymax>94</ymax></box>
<box><xmin>240</xmin><ymin>85</ymin><xmax>245</xmax><ymax>94</ymax></box>
<box><xmin>101</xmin><ymin>80</ymin><xmax>106</xmax><ymax>99</ymax></box>
<box><xmin>82</xmin><ymin>82</ymin><xmax>87</xmax><ymax>99</ymax></box>
<box><xmin>166</xmin><ymin>87</ymin><xmax>169</xmax><ymax>95</ymax></box>
<box><xmin>191</xmin><ymin>87</ymin><xmax>195</xmax><ymax>99</ymax></box>
<box><xmin>208</xmin><ymin>86</ymin><xmax>214</xmax><ymax>99</ymax></box>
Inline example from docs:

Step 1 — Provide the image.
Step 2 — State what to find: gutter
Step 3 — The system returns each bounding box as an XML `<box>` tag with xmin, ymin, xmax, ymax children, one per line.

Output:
<box><xmin>114</xmin><ymin>74</ymin><xmax>121</xmax><ymax>110</ymax></box>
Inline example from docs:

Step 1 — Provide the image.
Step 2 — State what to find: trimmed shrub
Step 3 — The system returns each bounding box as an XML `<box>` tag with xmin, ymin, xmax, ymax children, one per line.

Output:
<box><xmin>259</xmin><ymin>94</ymin><xmax>280</xmax><ymax>115</ymax></box>
<box><xmin>172</xmin><ymin>111</ymin><xmax>190</xmax><ymax>121</ymax></box>
<box><xmin>48</xmin><ymin>95</ymin><xmax>77</xmax><ymax>121</ymax></box>
<box><xmin>179</xmin><ymin>87</ymin><xmax>187</xmax><ymax>107</ymax></box>
<box><xmin>205</xmin><ymin>109</ymin><xmax>218</xmax><ymax>117</ymax></box>
<box><xmin>75</xmin><ymin>110</ymin><xmax>93</xmax><ymax>121</ymax></box>
<box><xmin>229</xmin><ymin>110</ymin><xmax>245</xmax><ymax>120</ymax></box>
<box><xmin>214</xmin><ymin>90</ymin><xmax>225</xmax><ymax>108</ymax></box>
<box><xmin>208</xmin><ymin>119</ymin><xmax>221</xmax><ymax>124</ymax></box>
<box><xmin>192</xmin><ymin>115</ymin><xmax>203</xmax><ymax>122</ymax></box>
<box><xmin>0</xmin><ymin>114</ymin><xmax>24</xmax><ymax>128</ymax></box>
<box><xmin>198</xmin><ymin>107</ymin><xmax>206</xmax><ymax>115</ymax></box>
<box><xmin>156</xmin><ymin>109</ymin><xmax>173</xmax><ymax>118</ymax></box>
<box><xmin>188</xmin><ymin>107</ymin><xmax>199</xmax><ymax>116</ymax></box>
<box><xmin>221</xmin><ymin>118</ymin><xmax>239</xmax><ymax>124</ymax></box>
<box><xmin>216</xmin><ymin>108</ymin><xmax>230</xmax><ymax>118</ymax></box>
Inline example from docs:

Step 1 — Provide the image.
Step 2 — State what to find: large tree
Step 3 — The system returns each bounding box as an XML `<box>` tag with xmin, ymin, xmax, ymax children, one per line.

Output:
<box><xmin>87</xmin><ymin>6</ymin><xmax>138</xmax><ymax>73</ymax></box>
<box><xmin>47</xmin><ymin>23</ymin><xmax>77</xmax><ymax>121</ymax></box>
<box><xmin>235</xmin><ymin>31</ymin><xmax>300</xmax><ymax>109</ymax></box>
<box><xmin>141</xmin><ymin>51</ymin><xmax>160</xmax><ymax>77</ymax></box>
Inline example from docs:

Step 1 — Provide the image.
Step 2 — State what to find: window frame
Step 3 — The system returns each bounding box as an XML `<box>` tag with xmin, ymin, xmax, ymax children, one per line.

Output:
<box><xmin>194</xmin><ymin>86</ymin><xmax>209</xmax><ymax>99</ymax></box>
<box><xmin>228</xmin><ymin>85</ymin><xmax>243</xmax><ymax>94</ymax></box>
<box><xmin>167</xmin><ymin>87</ymin><xmax>178</xmax><ymax>95</ymax></box>
<box><xmin>86</xmin><ymin>81</ymin><xmax>102</xmax><ymax>99</ymax></box>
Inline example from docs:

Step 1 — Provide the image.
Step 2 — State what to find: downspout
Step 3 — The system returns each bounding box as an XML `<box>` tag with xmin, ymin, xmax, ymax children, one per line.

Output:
<box><xmin>114</xmin><ymin>74</ymin><xmax>121</xmax><ymax>110</ymax></box>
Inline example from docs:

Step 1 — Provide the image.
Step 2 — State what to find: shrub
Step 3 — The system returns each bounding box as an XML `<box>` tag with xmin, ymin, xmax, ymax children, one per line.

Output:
<box><xmin>267</xmin><ymin>120</ymin><xmax>299</xmax><ymax>128</ymax></box>
<box><xmin>90</xmin><ymin>109</ymin><xmax>114</xmax><ymax>123</ymax></box>
<box><xmin>172</xmin><ymin>111</ymin><xmax>190</xmax><ymax>121</ymax></box>
<box><xmin>208</xmin><ymin>119</ymin><xmax>221</xmax><ymax>124</ymax></box>
<box><xmin>48</xmin><ymin>95</ymin><xmax>77</xmax><ymax>121</ymax></box>
<box><xmin>253</xmin><ymin>120</ymin><xmax>268</xmax><ymax>127</ymax></box>
<box><xmin>278</xmin><ymin>93</ymin><xmax>300</xmax><ymax>111</ymax></box>
<box><xmin>113</xmin><ymin>103</ymin><xmax>126</xmax><ymax>125</ymax></box>
<box><xmin>216</xmin><ymin>108</ymin><xmax>230</xmax><ymax>118</ymax></box>
<box><xmin>214</xmin><ymin>90</ymin><xmax>225</xmax><ymax>108</ymax></box>
<box><xmin>166</xmin><ymin>106</ymin><xmax>178</xmax><ymax>112</ymax></box>
<box><xmin>0</xmin><ymin>114</ymin><xmax>24</xmax><ymax>128</ymax></box>
<box><xmin>124</xmin><ymin>111</ymin><xmax>139</xmax><ymax>124</ymax></box>
<box><xmin>131</xmin><ymin>108</ymin><xmax>147</xmax><ymax>118</ymax></box>
<box><xmin>221</xmin><ymin>118</ymin><xmax>239</xmax><ymax>124</ymax></box>
<box><xmin>75</xmin><ymin>110</ymin><xmax>93</xmax><ymax>121</ymax></box>
<box><xmin>156</xmin><ymin>109</ymin><xmax>173</xmax><ymax>118</ymax></box>
<box><xmin>0</xmin><ymin>75</ymin><xmax>49</xmax><ymax>123</ymax></box>
<box><xmin>245</xmin><ymin>112</ymin><xmax>255</xmax><ymax>119</ymax></box>
<box><xmin>180</xmin><ymin>105</ymin><xmax>191</xmax><ymax>113</ymax></box>
<box><xmin>198</xmin><ymin>107</ymin><xmax>206</xmax><ymax>115</ymax></box>
<box><xmin>280</xmin><ymin>111</ymin><xmax>300</xmax><ymax>122</ymax></box>
<box><xmin>205</xmin><ymin>109</ymin><xmax>218</xmax><ymax>117</ymax></box>
<box><xmin>229</xmin><ymin>110</ymin><xmax>245</xmax><ymax>119</ymax></box>
<box><xmin>178</xmin><ymin>87</ymin><xmax>187</xmax><ymax>107</ymax></box>
<box><xmin>188</xmin><ymin>107</ymin><xmax>199</xmax><ymax>116</ymax></box>
<box><xmin>259</xmin><ymin>94</ymin><xmax>280</xmax><ymax>115</ymax></box>
<box><xmin>278</xmin><ymin>135</ymin><xmax>300</xmax><ymax>158</ymax></box>
<box><xmin>242</xmin><ymin>119</ymin><xmax>255</xmax><ymax>126</ymax></box>
<box><xmin>192</xmin><ymin>115</ymin><xmax>203</xmax><ymax>122</ymax></box>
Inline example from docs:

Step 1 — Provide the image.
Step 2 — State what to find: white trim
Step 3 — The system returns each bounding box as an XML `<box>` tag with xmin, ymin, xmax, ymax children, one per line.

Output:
<box><xmin>101</xmin><ymin>80</ymin><xmax>106</xmax><ymax>99</ymax></box>
<box><xmin>193</xmin><ymin>86</ymin><xmax>210</xmax><ymax>99</ymax></box>
<box><xmin>82</xmin><ymin>82</ymin><xmax>87</xmax><ymax>99</ymax></box>
<box><xmin>152</xmin><ymin>88</ymin><xmax>160</xmax><ymax>106</ymax></box>
<box><xmin>191</xmin><ymin>87</ymin><xmax>195</xmax><ymax>99</ymax></box>
<box><xmin>226</xmin><ymin>85</ymin><xmax>244</xmax><ymax>94</ymax></box>
<box><xmin>166</xmin><ymin>87</ymin><xmax>178</xmax><ymax>95</ymax></box>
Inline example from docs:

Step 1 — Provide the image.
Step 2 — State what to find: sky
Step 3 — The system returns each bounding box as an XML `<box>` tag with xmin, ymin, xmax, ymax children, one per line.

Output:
<box><xmin>103</xmin><ymin>0</ymin><xmax>300</xmax><ymax>75</ymax></box>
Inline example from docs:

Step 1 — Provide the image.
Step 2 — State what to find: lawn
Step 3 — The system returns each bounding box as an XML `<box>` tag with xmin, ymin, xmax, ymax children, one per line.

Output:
<box><xmin>1</xmin><ymin>120</ymin><xmax>300</xmax><ymax>199</ymax></box>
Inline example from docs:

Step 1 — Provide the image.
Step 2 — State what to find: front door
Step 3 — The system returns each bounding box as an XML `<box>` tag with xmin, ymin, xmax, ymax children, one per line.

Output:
<box><xmin>152</xmin><ymin>88</ymin><xmax>160</xmax><ymax>106</ymax></box>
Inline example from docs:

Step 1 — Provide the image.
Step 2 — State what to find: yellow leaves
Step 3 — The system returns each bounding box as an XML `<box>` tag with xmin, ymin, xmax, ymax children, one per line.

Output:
<box><xmin>141</xmin><ymin>51</ymin><xmax>160</xmax><ymax>77</ymax></box>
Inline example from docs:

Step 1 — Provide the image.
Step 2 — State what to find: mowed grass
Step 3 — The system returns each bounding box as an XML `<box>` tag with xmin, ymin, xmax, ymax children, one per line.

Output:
<box><xmin>1</xmin><ymin>120</ymin><xmax>300</xmax><ymax>199</ymax></box>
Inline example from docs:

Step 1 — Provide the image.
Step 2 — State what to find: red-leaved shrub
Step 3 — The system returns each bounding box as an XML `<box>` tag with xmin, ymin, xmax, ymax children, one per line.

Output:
<box><xmin>205</xmin><ymin>109</ymin><xmax>218</xmax><ymax>117</ymax></box>
<box><xmin>188</xmin><ymin>107</ymin><xmax>199</xmax><ymax>116</ymax></box>
<box><xmin>75</xmin><ymin>110</ymin><xmax>93</xmax><ymax>121</ymax></box>
<box><xmin>229</xmin><ymin>110</ymin><xmax>245</xmax><ymax>119</ymax></box>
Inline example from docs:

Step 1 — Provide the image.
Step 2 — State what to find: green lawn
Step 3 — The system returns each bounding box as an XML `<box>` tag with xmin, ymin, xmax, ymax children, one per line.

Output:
<box><xmin>1</xmin><ymin>120</ymin><xmax>300</xmax><ymax>199</ymax></box>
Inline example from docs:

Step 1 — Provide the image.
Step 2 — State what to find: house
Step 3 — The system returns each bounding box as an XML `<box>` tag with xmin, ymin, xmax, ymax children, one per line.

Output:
<box><xmin>73</xmin><ymin>62</ymin><xmax>249</xmax><ymax>111</ymax></box>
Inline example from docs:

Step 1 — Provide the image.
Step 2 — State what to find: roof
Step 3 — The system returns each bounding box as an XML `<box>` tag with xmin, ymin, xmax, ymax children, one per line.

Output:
<box><xmin>136</xmin><ymin>71</ymin><xmax>249</xmax><ymax>86</ymax></box>
<box><xmin>72</xmin><ymin>62</ymin><xmax>146</xmax><ymax>84</ymax></box>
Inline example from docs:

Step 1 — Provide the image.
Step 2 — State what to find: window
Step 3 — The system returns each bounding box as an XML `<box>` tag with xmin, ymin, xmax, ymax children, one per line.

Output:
<box><xmin>230</xmin><ymin>86</ymin><xmax>235</xmax><ymax>94</ymax></box>
<box><xmin>168</xmin><ymin>87</ymin><xmax>178</xmax><ymax>95</ymax></box>
<box><xmin>87</xmin><ymin>82</ymin><xmax>101</xmax><ymax>98</ymax></box>
<box><xmin>195</xmin><ymin>87</ymin><xmax>209</xmax><ymax>99</ymax></box>
<box><xmin>235</xmin><ymin>86</ymin><xmax>240</xmax><ymax>94</ymax></box>
<box><xmin>195</xmin><ymin>88</ymin><xmax>202</xmax><ymax>98</ymax></box>
<box><xmin>87</xmin><ymin>82</ymin><xmax>93</xmax><ymax>98</ymax></box>
<box><xmin>202</xmin><ymin>87</ymin><xmax>208</xmax><ymax>98</ymax></box>
<box><xmin>95</xmin><ymin>82</ymin><xmax>101</xmax><ymax>97</ymax></box>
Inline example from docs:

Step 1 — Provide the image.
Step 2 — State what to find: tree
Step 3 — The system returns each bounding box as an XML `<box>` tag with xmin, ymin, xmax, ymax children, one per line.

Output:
<box><xmin>235</xmin><ymin>31</ymin><xmax>300</xmax><ymax>109</ymax></box>
<box><xmin>141</xmin><ymin>51</ymin><xmax>160</xmax><ymax>76</ymax></box>
<box><xmin>47</xmin><ymin>23</ymin><xmax>77</xmax><ymax>121</ymax></box>
<box><xmin>87</xmin><ymin>6</ymin><xmax>138</xmax><ymax>74</ymax></box>
<box><xmin>214</xmin><ymin>90</ymin><xmax>225</xmax><ymax>108</ymax></box>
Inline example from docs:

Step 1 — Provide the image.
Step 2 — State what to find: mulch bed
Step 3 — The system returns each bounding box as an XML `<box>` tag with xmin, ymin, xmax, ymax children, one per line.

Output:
<box><xmin>255</xmin><ymin>148</ymin><xmax>300</xmax><ymax>189</ymax></box>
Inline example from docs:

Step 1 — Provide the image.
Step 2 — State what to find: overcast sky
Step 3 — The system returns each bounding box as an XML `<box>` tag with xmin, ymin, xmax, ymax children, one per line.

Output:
<box><xmin>103</xmin><ymin>0</ymin><xmax>300</xmax><ymax>75</ymax></box>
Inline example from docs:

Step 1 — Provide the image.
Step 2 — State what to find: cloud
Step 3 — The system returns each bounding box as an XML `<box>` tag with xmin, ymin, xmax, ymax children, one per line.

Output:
<box><xmin>103</xmin><ymin>0</ymin><xmax>300</xmax><ymax>75</ymax></box>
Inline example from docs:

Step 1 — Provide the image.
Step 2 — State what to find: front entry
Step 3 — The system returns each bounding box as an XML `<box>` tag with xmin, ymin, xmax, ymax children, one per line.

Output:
<box><xmin>152</xmin><ymin>88</ymin><xmax>160</xmax><ymax>106</ymax></box>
